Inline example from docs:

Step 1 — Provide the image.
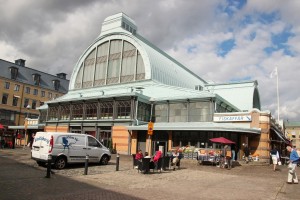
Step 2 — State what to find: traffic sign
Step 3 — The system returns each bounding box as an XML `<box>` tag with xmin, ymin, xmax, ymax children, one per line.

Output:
<box><xmin>148</xmin><ymin>122</ymin><xmax>154</xmax><ymax>135</ymax></box>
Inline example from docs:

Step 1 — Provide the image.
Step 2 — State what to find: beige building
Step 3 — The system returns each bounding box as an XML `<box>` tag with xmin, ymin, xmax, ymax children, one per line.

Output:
<box><xmin>285</xmin><ymin>121</ymin><xmax>300</xmax><ymax>148</ymax></box>
<box><xmin>0</xmin><ymin>58</ymin><xmax>69</xmax><ymax>143</ymax></box>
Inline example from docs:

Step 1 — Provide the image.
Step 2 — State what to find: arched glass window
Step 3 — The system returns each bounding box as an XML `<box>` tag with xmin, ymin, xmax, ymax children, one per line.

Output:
<box><xmin>136</xmin><ymin>51</ymin><xmax>145</xmax><ymax>80</ymax></box>
<box><xmin>75</xmin><ymin>64</ymin><xmax>83</xmax><ymax>89</ymax></box>
<box><xmin>95</xmin><ymin>41</ymin><xmax>109</xmax><ymax>86</ymax></box>
<box><xmin>107</xmin><ymin>40</ymin><xmax>122</xmax><ymax>84</ymax></box>
<box><xmin>121</xmin><ymin>41</ymin><xmax>136</xmax><ymax>83</ymax></box>
<box><xmin>82</xmin><ymin>49</ymin><xmax>96</xmax><ymax>88</ymax></box>
<box><xmin>74</xmin><ymin>39</ymin><xmax>145</xmax><ymax>89</ymax></box>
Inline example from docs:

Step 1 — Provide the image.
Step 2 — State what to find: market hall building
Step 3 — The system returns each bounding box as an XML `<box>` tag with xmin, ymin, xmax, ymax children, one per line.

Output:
<box><xmin>39</xmin><ymin>13</ymin><xmax>288</xmax><ymax>162</ymax></box>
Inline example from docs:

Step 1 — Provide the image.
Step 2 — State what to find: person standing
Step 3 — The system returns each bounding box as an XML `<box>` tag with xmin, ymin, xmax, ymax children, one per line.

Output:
<box><xmin>244</xmin><ymin>144</ymin><xmax>250</xmax><ymax>164</ymax></box>
<box><xmin>286</xmin><ymin>146</ymin><xmax>299</xmax><ymax>184</ymax></box>
<box><xmin>29</xmin><ymin>133</ymin><xmax>35</xmax><ymax>149</ymax></box>
<box><xmin>231</xmin><ymin>144</ymin><xmax>236</xmax><ymax>161</ymax></box>
<box><xmin>270</xmin><ymin>146</ymin><xmax>280</xmax><ymax>171</ymax></box>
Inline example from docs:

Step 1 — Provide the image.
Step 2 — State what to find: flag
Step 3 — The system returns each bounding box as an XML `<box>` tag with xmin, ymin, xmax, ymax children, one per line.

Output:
<box><xmin>270</xmin><ymin>67</ymin><xmax>278</xmax><ymax>78</ymax></box>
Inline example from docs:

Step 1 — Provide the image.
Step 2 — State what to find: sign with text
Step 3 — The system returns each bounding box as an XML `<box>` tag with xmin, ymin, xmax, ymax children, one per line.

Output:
<box><xmin>148</xmin><ymin>122</ymin><xmax>154</xmax><ymax>135</ymax></box>
<box><xmin>214</xmin><ymin>115</ymin><xmax>252</xmax><ymax>122</ymax></box>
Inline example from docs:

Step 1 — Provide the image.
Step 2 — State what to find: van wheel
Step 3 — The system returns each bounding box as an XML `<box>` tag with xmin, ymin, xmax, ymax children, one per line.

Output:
<box><xmin>55</xmin><ymin>157</ymin><xmax>67</xmax><ymax>169</ymax></box>
<box><xmin>100</xmin><ymin>155</ymin><xmax>109</xmax><ymax>165</ymax></box>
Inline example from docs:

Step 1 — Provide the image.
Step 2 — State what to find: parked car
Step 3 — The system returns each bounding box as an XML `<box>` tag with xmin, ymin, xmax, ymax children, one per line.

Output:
<box><xmin>31</xmin><ymin>132</ymin><xmax>111</xmax><ymax>169</ymax></box>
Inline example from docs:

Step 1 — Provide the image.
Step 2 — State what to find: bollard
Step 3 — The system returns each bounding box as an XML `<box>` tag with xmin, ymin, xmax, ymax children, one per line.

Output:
<box><xmin>116</xmin><ymin>153</ymin><xmax>120</xmax><ymax>171</ymax></box>
<box><xmin>84</xmin><ymin>154</ymin><xmax>89</xmax><ymax>175</ymax></box>
<box><xmin>46</xmin><ymin>155</ymin><xmax>52</xmax><ymax>178</ymax></box>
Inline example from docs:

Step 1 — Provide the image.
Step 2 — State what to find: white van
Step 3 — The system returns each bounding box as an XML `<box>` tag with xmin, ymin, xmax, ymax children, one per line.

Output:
<box><xmin>31</xmin><ymin>132</ymin><xmax>111</xmax><ymax>169</ymax></box>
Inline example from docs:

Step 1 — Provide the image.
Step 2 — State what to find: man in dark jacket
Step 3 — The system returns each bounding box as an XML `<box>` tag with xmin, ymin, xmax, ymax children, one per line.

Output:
<box><xmin>244</xmin><ymin>144</ymin><xmax>250</xmax><ymax>164</ymax></box>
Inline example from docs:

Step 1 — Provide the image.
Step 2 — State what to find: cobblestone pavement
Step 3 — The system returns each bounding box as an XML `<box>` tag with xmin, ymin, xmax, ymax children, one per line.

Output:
<box><xmin>0</xmin><ymin>147</ymin><xmax>300</xmax><ymax>200</ymax></box>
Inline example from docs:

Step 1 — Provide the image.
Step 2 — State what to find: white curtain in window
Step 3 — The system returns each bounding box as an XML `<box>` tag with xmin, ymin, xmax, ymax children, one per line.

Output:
<box><xmin>136</xmin><ymin>51</ymin><xmax>145</xmax><ymax>74</ymax></box>
<box><xmin>107</xmin><ymin>40</ymin><xmax>122</xmax><ymax>82</ymax></box>
<box><xmin>83</xmin><ymin>50</ymin><xmax>96</xmax><ymax>83</ymax></box>
<box><xmin>75</xmin><ymin>64</ymin><xmax>83</xmax><ymax>88</ymax></box>
<box><xmin>121</xmin><ymin>41</ymin><xmax>136</xmax><ymax>77</ymax></box>
<box><xmin>95</xmin><ymin>42</ymin><xmax>108</xmax><ymax>83</ymax></box>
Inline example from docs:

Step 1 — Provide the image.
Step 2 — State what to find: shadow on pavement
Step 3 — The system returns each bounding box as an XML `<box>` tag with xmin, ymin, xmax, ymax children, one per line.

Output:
<box><xmin>0</xmin><ymin>156</ymin><xmax>142</xmax><ymax>200</ymax></box>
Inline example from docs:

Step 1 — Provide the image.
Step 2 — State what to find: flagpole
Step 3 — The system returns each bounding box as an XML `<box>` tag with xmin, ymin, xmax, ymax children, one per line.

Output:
<box><xmin>276</xmin><ymin>67</ymin><xmax>280</xmax><ymax>122</ymax></box>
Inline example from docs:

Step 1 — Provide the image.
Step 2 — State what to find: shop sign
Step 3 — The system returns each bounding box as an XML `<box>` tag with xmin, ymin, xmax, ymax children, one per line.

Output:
<box><xmin>148</xmin><ymin>122</ymin><xmax>154</xmax><ymax>135</ymax></box>
<box><xmin>214</xmin><ymin>115</ymin><xmax>252</xmax><ymax>122</ymax></box>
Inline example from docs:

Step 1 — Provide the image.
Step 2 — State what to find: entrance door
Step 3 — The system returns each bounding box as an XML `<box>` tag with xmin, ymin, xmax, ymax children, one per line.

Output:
<box><xmin>99</xmin><ymin>131</ymin><xmax>111</xmax><ymax>148</ymax></box>
<box><xmin>152</xmin><ymin>141</ymin><xmax>168</xmax><ymax>156</ymax></box>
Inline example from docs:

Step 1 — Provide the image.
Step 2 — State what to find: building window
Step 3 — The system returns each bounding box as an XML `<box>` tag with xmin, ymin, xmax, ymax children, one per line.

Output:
<box><xmin>53</xmin><ymin>80</ymin><xmax>60</xmax><ymax>91</ymax></box>
<box><xmin>40</xmin><ymin>101</ymin><xmax>44</xmax><ymax>106</ymax></box>
<box><xmin>48</xmin><ymin>106</ymin><xmax>59</xmax><ymax>121</ymax></box>
<box><xmin>154</xmin><ymin>104</ymin><xmax>168</xmax><ymax>122</ymax></box>
<box><xmin>48</xmin><ymin>92</ymin><xmax>52</xmax><ymax>99</ymax></box>
<box><xmin>1</xmin><ymin>93</ymin><xmax>8</xmax><ymax>104</ymax></box>
<box><xmin>195</xmin><ymin>85</ymin><xmax>203</xmax><ymax>91</ymax></box>
<box><xmin>33</xmin><ymin>89</ymin><xmax>38</xmax><ymax>95</ymax></box>
<box><xmin>32</xmin><ymin>73</ymin><xmax>41</xmax><ymax>86</ymax></box>
<box><xmin>189</xmin><ymin>101</ymin><xmax>212</xmax><ymax>122</ymax></box>
<box><xmin>99</xmin><ymin>101</ymin><xmax>113</xmax><ymax>119</ymax></box>
<box><xmin>55</xmin><ymin>94</ymin><xmax>59</xmax><ymax>99</ymax></box>
<box><xmin>32</xmin><ymin>100</ymin><xmax>36</xmax><ymax>109</ymax></box>
<box><xmin>137</xmin><ymin>102</ymin><xmax>151</xmax><ymax>122</ymax></box>
<box><xmin>71</xmin><ymin>104</ymin><xmax>83</xmax><ymax>120</ymax></box>
<box><xmin>10</xmin><ymin>66</ymin><xmax>19</xmax><ymax>80</ymax></box>
<box><xmin>169</xmin><ymin>103</ymin><xmax>188</xmax><ymax>122</ymax></box>
<box><xmin>24</xmin><ymin>98</ymin><xmax>29</xmax><ymax>108</ymax></box>
<box><xmin>5</xmin><ymin>82</ymin><xmax>10</xmax><ymax>89</ymax></box>
<box><xmin>25</xmin><ymin>87</ymin><xmax>30</xmax><ymax>94</ymax></box>
<box><xmin>86</xmin><ymin>102</ymin><xmax>98</xmax><ymax>120</ymax></box>
<box><xmin>41</xmin><ymin>91</ymin><xmax>45</xmax><ymax>97</ymax></box>
<box><xmin>75</xmin><ymin>39</ymin><xmax>145</xmax><ymax>89</ymax></box>
<box><xmin>12</xmin><ymin>96</ymin><xmax>19</xmax><ymax>106</ymax></box>
<box><xmin>14</xmin><ymin>84</ymin><xmax>20</xmax><ymax>91</ymax></box>
<box><xmin>39</xmin><ymin>110</ymin><xmax>47</xmax><ymax>123</ymax></box>
<box><xmin>59</xmin><ymin>104</ymin><xmax>70</xmax><ymax>120</ymax></box>
<box><xmin>116</xmin><ymin>100</ymin><xmax>131</xmax><ymax>119</ymax></box>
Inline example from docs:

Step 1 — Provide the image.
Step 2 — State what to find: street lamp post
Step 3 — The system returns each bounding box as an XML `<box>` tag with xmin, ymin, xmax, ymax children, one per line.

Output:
<box><xmin>23</xmin><ymin>105</ymin><xmax>31</xmax><ymax>149</ymax></box>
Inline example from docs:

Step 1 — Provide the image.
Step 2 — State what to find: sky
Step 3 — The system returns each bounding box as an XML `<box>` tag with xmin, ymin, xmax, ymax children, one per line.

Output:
<box><xmin>0</xmin><ymin>0</ymin><xmax>299</xmax><ymax>122</ymax></box>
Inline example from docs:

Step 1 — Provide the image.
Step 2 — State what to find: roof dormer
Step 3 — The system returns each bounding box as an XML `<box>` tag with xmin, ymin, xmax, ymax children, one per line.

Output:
<box><xmin>99</xmin><ymin>13</ymin><xmax>137</xmax><ymax>37</ymax></box>
<box><xmin>53</xmin><ymin>79</ymin><xmax>60</xmax><ymax>91</ymax></box>
<box><xmin>9</xmin><ymin>66</ymin><xmax>19</xmax><ymax>80</ymax></box>
<box><xmin>32</xmin><ymin>73</ymin><xmax>41</xmax><ymax>86</ymax></box>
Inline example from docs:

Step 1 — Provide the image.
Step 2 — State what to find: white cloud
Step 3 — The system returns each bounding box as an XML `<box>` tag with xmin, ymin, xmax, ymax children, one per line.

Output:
<box><xmin>0</xmin><ymin>0</ymin><xmax>299</xmax><ymax>121</ymax></box>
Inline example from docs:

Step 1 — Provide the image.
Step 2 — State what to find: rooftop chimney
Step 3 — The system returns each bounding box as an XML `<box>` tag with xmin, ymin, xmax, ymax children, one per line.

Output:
<box><xmin>15</xmin><ymin>59</ymin><xmax>26</xmax><ymax>67</ymax></box>
<box><xmin>56</xmin><ymin>73</ymin><xmax>67</xmax><ymax>79</ymax></box>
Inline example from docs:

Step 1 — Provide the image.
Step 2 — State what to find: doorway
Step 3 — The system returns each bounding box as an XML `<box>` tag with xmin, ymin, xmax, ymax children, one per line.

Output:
<box><xmin>152</xmin><ymin>141</ymin><xmax>168</xmax><ymax>156</ymax></box>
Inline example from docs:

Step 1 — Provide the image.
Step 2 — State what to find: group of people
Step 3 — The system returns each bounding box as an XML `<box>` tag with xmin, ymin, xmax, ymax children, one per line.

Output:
<box><xmin>134</xmin><ymin>149</ymin><xmax>180</xmax><ymax>171</ymax></box>
<box><xmin>269</xmin><ymin>145</ymin><xmax>300</xmax><ymax>184</ymax></box>
<box><xmin>134</xmin><ymin>149</ymin><xmax>162</xmax><ymax>170</ymax></box>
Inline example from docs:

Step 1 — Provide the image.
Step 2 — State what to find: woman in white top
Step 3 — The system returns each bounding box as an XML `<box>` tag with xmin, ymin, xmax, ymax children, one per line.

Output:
<box><xmin>270</xmin><ymin>146</ymin><xmax>280</xmax><ymax>171</ymax></box>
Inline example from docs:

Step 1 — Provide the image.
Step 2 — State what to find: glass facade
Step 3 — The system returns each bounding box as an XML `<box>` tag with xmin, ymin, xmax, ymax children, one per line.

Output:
<box><xmin>75</xmin><ymin>39</ymin><xmax>145</xmax><ymax>89</ymax></box>
<box><xmin>86</xmin><ymin>102</ymin><xmax>97</xmax><ymax>120</ymax></box>
<box><xmin>99</xmin><ymin>101</ymin><xmax>113</xmax><ymax>119</ymax></box>
<box><xmin>154</xmin><ymin>101</ymin><xmax>213</xmax><ymax>122</ymax></box>
<box><xmin>116</xmin><ymin>100</ymin><xmax>131</xmax><ymax>119</ymax></box>
<box><xmin>42</xmin><ymin>99</ymin><xmax>150</xmax><ymax>122</ymax></box>
<box><xmin>172</xmin><ymin>131</ymin><xmax>238</xmax><ymax>148</ymax></box>
<box><xmin>137</xmin><ymin>102</ymin><xmax>151</xmax><ymax>122</ymax></box>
